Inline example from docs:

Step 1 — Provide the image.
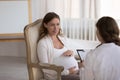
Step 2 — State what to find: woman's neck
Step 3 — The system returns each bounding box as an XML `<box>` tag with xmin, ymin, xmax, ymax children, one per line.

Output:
<box><xmin>49</xmin><ymin>35</ymin><xmax>64</xmax><ymax>49</ymax></box>
<box><xmin>48</xmin><ymin>34</ymin><xmax>58</xmax><ymax>39</ymax></box>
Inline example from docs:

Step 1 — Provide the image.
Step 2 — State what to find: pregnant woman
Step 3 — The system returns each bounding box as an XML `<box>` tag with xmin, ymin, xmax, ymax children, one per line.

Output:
<box><xmin>37</xmin><ymin>12</ymin><xmax>79</xmax><ymax>80</ymax></box>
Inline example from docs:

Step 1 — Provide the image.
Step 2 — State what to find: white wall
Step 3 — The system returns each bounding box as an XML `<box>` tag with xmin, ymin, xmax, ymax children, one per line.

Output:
<box><xmin>0</xmin><ymin>1</ymin><xmax>28</xmax><ymax>33</ymax></box>
<box><xmin>0</xmin><ymin>41</ymin><xmax>26</xmax><ymax>57</ymax></box>
<box><xmin>0</xmin><ymin>0</ymin><xmax>28</xmax><ymax>57</ymax></box>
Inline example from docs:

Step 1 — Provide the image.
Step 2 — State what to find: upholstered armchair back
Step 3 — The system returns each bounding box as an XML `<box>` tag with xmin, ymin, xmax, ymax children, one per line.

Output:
<box><xmin>24</xmin><ymin>19</ymin><xmax>43</xmax><ymax>80</ymax></box>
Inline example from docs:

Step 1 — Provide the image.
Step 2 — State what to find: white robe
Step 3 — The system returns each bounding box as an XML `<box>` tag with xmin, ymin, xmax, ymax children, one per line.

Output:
<box><xmin>37</xmin><ymin>35</ymin><xmax>78</xmax><ymax>80</ymax></box>
<box><xmin>80</xmin><ymin>43</ymin><xmax>120</xmax><ymax>80</ymax></box>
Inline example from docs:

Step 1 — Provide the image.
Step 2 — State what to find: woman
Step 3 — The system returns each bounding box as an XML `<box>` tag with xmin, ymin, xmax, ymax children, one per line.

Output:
<box><xmin>37</xmin><ymin>12</ymin><xmax>79</xmax><ymax>80</ymax></box>
<box><xmin>80</xmin><ymin>16</ymin><xmax>120</xmax><ymax>80</ymax></box>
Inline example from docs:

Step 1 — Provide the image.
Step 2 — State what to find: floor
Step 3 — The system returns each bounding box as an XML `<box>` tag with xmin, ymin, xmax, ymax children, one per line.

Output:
<box><xmin>0</xmin><ymin>56</ymin><xmax>28</xmax><ymax>80</ymax></box>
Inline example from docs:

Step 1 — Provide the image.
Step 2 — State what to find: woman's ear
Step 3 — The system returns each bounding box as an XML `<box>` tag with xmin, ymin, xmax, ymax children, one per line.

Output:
<box><xmin>44</xmin><ymin>23</ymin><xmax>47</xmax><ymax>28</ymax></box>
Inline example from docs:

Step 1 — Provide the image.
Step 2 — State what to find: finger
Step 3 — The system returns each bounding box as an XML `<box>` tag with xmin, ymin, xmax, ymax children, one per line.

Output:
<box><xmin>69</xmin><ymin>66</ymin><xmax>76</xmax><ymax>69</ymax></box>
<box><xmin>73</xmin><ymin>66</ymin><xmax>76</xmax><ymax>68</ymax></box>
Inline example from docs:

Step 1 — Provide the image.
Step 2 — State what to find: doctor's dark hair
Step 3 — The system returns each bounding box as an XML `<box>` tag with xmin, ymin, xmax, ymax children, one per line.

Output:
<box><xmin>39</xmin><ymin>12</ymin><xmax>62</xmax><ymax>40</ymax></box>
<box><xmin>96</xmin><ymin>16</ymin><xmax>120</xmax><ymax>46</ymax></box>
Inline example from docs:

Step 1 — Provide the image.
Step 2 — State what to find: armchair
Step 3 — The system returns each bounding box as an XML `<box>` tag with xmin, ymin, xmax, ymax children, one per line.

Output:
<box><xmin>24</xmin><ymin>19</ymin><xmax>64</xmax><ymax>80</ymax></box>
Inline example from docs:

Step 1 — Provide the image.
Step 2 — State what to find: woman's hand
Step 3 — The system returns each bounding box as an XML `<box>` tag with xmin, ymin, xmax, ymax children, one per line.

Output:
<box><xmin>68</xmin><ymin>66</ymin><xmax>78</xmax><ymax>74</ymax></box>
<box><xmin>62</xmin><ymin>50</ymin><xmax>73</xmax><ymax>57</ymax></box>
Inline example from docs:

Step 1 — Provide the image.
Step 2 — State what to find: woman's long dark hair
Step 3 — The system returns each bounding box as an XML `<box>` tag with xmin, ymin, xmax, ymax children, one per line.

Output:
<box><xmin>39</xmin><ymin>12</ymin><xmax>62</xmax><ymax>40</ymax></box>
<box><xmin>96</xmin><ymin>16</ymin><xmax>120</xmax><ymax>46</ymax></box>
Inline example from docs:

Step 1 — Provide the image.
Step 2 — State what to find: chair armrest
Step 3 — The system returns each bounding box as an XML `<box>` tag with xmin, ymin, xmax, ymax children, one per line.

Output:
<box><xmin>30</xmin><ymin>63</ymin><xmax>64</xmax><ymax>80</ymax></box>
<box><xmin>30</xmin><ymin>63</ymin><xmax>64</xmax><ymax>72</ymax></box>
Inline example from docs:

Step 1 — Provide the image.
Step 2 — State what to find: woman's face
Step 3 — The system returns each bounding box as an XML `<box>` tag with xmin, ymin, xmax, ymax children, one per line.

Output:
<box><xmin>44</xmin><ymin>18</ymin><xmax>60</xmax><ymax>36</ymax></box>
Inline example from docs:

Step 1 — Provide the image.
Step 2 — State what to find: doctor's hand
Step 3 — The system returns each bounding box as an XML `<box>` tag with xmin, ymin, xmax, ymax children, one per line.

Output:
<box><xmin>79</xmin><ymin>61</ymin><xmax>84</xmax><ymax>68</ymax></box>
<box><xmin>62</xmin><ymin>50</ymin><xmax>73</xmax><ymax>57</ymax></box>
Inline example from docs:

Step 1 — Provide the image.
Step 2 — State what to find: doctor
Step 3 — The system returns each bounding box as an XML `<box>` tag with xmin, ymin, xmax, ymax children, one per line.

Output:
<box><xmin>80</xmin><ymin>16</ymin><xmax>120</xmax><ymax>80</ymax></box>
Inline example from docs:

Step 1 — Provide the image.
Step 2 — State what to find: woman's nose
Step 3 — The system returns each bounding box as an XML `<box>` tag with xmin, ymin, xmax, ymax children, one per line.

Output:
<box><xmin>54</xmin><ymin>25</ymin><xmax>58</xmax><ymax>29</ymax></box>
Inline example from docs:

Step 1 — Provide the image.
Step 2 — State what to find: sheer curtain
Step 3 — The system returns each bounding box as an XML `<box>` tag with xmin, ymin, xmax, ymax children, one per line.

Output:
<box><xmin>31</xmin><ymin>0</ymin><xmax>101</xmax><ymax>40</ymax></box>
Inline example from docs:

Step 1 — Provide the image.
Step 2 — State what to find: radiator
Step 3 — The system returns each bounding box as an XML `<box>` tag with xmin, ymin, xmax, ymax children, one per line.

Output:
<box><xmin>61</xmin><ymin>19</ymin><xmax>97</xmax><ymax>41</ymax></box>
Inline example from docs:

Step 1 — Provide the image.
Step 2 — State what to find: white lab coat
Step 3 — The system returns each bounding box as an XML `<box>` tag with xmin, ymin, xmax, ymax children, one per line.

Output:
<box><xmin>80</xmin><ymin>43</ymin><xmax>120</xmax><ymax>80</ymax></box>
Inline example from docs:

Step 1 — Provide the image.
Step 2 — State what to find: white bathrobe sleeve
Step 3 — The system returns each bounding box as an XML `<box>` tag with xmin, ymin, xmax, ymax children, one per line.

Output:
<box><xmin>37</xmin><ymin>40</ymin><xmax>49</xmax><ymax>63</ymax></box>
<box><xmin>80</xmin><ymin>50</ymin><xmax>95</xmax><ymax>80</ymax></box>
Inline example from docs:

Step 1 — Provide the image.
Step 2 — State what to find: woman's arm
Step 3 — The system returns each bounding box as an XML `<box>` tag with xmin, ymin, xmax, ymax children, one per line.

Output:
<box><xmin>37</xmin><ymin>41</ymin><xmax>49</xmax><ymax>63</ymax></box>
<box><xmin>62</xmin><ymin>50</ymin><xmax>79</xmax><ymax>75</ymax></box>
<box><xmin>62</xmin><ymin>66</ymin><xmax>78</xmax><ymax>75</ymax></box>
<box><xmin>62</xmin><ymin>50</ymin><xmax>73</xmax><ymax>56</ymax></box>
<box><xmin>80</xmin><ymin>51</ymin><xmax>95</xmax><ymax>80</ymax></box>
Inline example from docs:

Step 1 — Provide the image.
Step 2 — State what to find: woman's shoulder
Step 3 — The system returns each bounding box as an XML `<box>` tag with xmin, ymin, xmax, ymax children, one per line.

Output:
<box><xmin>38</xmin><ymin>36</ymin><xmax>48</xmax><ymax>45</ymax></box>
<box><xmin>58</xmin><ymin>35</ymin><xmax>68</xmax><ymax>41</ymax></box>
<box><xmin>87</xmin><ymin>43</ymin><xmax>115</xmax><ymax>57</ymax></box>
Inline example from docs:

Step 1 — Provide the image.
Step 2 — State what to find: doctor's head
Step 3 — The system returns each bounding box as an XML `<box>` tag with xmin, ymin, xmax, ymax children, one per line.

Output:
<box><xmin>96</xmin><ymin>16</ymin><xmax>120</xmax><ymax>46</ymax></box>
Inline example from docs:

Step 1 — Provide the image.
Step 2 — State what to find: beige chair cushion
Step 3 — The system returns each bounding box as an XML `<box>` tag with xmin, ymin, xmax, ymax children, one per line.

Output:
<box><xmin>24</xmin><ymin>19</ymin><xmax>43</xmax><ymax>80</ymax></box>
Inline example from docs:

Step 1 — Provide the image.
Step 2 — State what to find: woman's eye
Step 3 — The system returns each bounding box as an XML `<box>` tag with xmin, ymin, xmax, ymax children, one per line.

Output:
<box><xmin>48</xmin><ymin>23</ymin><xmax>60</xmax><ymax>27</ymax></box>
<box><xmin>57</xmin><ymin>23</ymin><xmax>60</xmax><ymax>26</ymax></box>
<box><xmin>49</xmin><ymin>24</ymin><xmax>54</xmax><ymax>26</ymax></box>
